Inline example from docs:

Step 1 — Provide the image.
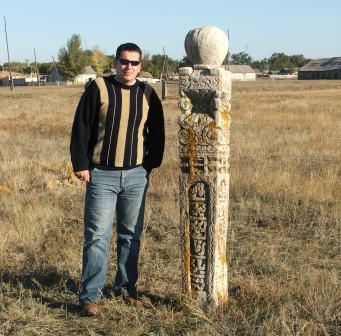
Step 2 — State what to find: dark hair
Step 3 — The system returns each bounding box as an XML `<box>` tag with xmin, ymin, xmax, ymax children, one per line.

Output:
<box><xmin>116</xmin><ymin>43</ymin><xmax>142</xmax><ymax>60</ymax></box>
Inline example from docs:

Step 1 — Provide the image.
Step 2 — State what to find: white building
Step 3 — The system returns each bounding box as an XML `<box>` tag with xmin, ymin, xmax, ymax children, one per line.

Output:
<box><xmin>137</xmin><ymin>70</ymin><xmax>160</xmax><ymax>83</ymax></box>
<box><xmin>1</xmin><ymin>71</ymin><xmax>41</xmax><ymax>86</ymax></box>
<box><xmin>73</xmin><ymin>66</ymin><xmax>97</xmax><ymax>85</ymax></box>
<box><xmin>48</xmin><ymin>65</ymin><xmax>97</xmax><ymax>85</ymax></box>
<box><xmin>223</xmin><ymin>65</ymin><xmax>256</xmax><ymax>81</ymax></box>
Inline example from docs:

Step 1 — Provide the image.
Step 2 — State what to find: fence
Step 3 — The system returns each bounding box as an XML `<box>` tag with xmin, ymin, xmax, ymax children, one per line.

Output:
<box><xmin>161</xmin><ymin>80</ymin><xmax>179</xmax><ymax>100</ymax></box>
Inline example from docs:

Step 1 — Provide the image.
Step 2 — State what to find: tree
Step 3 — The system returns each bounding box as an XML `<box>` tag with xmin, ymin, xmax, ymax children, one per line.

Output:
<box><xmin>58</xmin><ymin>34</ymin><xmax>87</xmax><ymax>80</ymax></box>
<box><xmin>168</xmin><ymin>58</ymin><xmax>180</xmax><ymax>75</ymax></box>
<box><xmin>268</xmin><ymin>52</ymin><xmax>311</xmax><ymax>71</ymax></box>
<box><xmin>83</xmin><ymin>49</ymin><xmax>92</xmax><ymax>66</ymax></box>
<box><xmin>141</xmin><ymin>59</ymin><xmax>157</xmax><ymax>76</ymax></box>
<box><xmin>268</xmin><ymin>52</ymin><xmax>291</xmax><ymax>71</ymax></box>
<box><xmin>251</xmin><ymin>58</ymin><xmax>269</xmax><ymax>72</ymax></box>
<box><xmin>107</xmin><ymin>54</ymin><xmax>115</xmax><ymax>63</ymax></box>
<box><xmin>179</xmin><ymin>56</ymin><xmax>192</xmax><ymax>68</ymax></box>
<box><xmin>38</xmin><ymin>62</ymin><xmax>54</xmax><ymax>75</ymax></box>
<box><xmin>140</xmin><ymin>54</ymin><xmax>179</xmax><ymax>77</ymax></box>
<box><xmin>151</xmin><ymin>54</ymin><xmax>164</xmax><ymax>75</ymax></box>
<box><xmin>290</xmin><ymin>54</ymin><xmax>311</xmax><ymax>68</ymax></box>
<box><xmin>230</xmin><ymin>52</ymin><xmax>253</xmax><ymax>65</ymax></box>
<box><xmin>89</xmin><ymin>46</ymin><xmax>112</xmax><ymax>75</ymax></box>
<box><xmin>3</xmin><ymin>61</ymin><xmax>27</xmax><ymax>73</ymax></box>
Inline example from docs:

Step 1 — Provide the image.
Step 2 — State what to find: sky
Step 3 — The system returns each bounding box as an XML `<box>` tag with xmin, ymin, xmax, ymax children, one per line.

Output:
<box><xmin>0</xmin><ymin>0</ymin><xmax>340</xmax><ymax>65</ymax></box>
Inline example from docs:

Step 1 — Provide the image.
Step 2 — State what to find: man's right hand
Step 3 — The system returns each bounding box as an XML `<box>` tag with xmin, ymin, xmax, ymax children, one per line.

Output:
<box><xmin>74</xmin><ymin>170</ymin><xmax>90</xmax><ymax>183</ymax></box>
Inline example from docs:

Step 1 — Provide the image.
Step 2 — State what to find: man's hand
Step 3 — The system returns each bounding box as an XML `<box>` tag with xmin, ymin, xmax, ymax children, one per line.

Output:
<box><xmin>74</xmin><ymin>170</ymin><xmax>90</xmax><ymax>183</ymax></box>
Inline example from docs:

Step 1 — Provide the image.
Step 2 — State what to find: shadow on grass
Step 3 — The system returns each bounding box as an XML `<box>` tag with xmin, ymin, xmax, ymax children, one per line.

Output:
<box><xmin>140</xmin><ymin>291</ymin><xmax>182</xmax><ymax>311</ymax></box>
<box><xmin>1</xmin><ymin>270</ymin><xmax>184</xmax><ymax>314</ymax></box>
<box><xmin>1</xmin><ymin>269</ymin><xmax>81</xmax><ymax>314</ymax></box>
<box><xmin>101</xmin><ymin>285</ymin><xmax>183</xmax><ymax>312</ymax></box>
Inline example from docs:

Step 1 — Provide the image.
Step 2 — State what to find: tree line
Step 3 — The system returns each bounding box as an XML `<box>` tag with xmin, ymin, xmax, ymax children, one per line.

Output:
<box><xmin>226</xmin><ymin>51</ymin><xmax>311</xmax><ymax>73</ymax></box>
<box><xmin>0</xmin><ymin>34</ymin><xmax>311</xmax><ymax>79</ymax></box>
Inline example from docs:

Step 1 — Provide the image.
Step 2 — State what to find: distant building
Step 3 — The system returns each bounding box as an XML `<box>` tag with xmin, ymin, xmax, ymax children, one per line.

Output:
<box><xmin>48</xmin><ymin>65</ymin><xmax>66</xmax><ymax>84</ymax></box>
<box><xmin>48</xmin><ymin>65</ymin><xmax>97</xmax><ymax>85</ymax></box>
<box><xmin>1</xmin><ymin>75</ymin><xmax>26</xmax><ymax>86</ymax></box>
<box><xmin>137</xmin><ymin>70</ymin><xmax>159</xmax><ymax>83</ymax></box>
<box><xmin>223</xmin><ymin>65</ymin><xmax>256</xmax><ymax>81</ymax></box>
<box><xmin>298</xmin><ymin>57</ymin><xmax>341</xmax><ymax>80</ymax></box>
<box><xmin>269</xmin><ymin>68</ymin><xmax>298</xmax><ymax>80</ymax></box>
<box><xmin>1</xmin><ymin>71</ymin><xmax>41</xmax><ymax>86</ymax></box>
<box><xmin>278</xmin><ymin>68</ymin><xmax>292</xmax><ymax>75</ymax></box>
<box><xmin>74</xmin><ymin>66</ymin><xmax>97</xmax><ymax>85</ymax></box>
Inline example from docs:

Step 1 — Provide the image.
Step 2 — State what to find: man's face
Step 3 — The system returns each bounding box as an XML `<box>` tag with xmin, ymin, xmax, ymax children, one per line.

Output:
<box><xmin>115</xmin><ymin>50</ymin><xmax>141</xmax><ymax>85</ymax></box>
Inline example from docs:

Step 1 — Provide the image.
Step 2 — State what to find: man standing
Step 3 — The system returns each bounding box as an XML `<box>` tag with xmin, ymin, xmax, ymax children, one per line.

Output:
<box><xmin>70</xmin><ymin>43</ymin><xmax>165</xmax><ymax>316</ymax></box>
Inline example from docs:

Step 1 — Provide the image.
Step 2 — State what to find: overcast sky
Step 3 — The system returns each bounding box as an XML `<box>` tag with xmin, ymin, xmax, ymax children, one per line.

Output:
<box><xmin>1</xmin><ymin>0</ymin><xmax>340</xmax><ymax>64</ymax></box>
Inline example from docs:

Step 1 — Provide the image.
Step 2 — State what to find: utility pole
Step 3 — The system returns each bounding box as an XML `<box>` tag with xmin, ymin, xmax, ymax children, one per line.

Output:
<box><xmin>162</xmin><ymin>46</ymin><xmax>169</xmax><ymax>79</ymax></box>
<box><xmin>34</xmin><ymin>47</ymin><xmax>40</xmax><ymax>86</ymax></box>
<box><xmin>4</xmin><ymin>16</ymin><xmax>14</xmax><ymax>90</ymax></box>
<box><xmin>161</xmin><ymin>46</ymin><xmax>170</xmax><ymax>100</ymax></box>
<box><xmin>52</xmin><ymin>56</ymin><xmax>60</xmax><ymax>85</ymax></box>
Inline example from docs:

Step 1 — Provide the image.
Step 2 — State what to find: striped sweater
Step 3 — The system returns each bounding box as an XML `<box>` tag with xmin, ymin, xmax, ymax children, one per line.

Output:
<box><xmin>70</xmin><ymin>76</ymin><xmax>165</xmax><ymax>172</ymax></box>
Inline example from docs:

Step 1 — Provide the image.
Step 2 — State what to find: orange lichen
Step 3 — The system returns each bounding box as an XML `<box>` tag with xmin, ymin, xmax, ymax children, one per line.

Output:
<box><xmin>0</xmin><ymin>185</ymin><xmax>11</xmax><ymax>194</ymax></box>
<box><xmin>185</xmin><ymin>126</ymin><xmax>198</xmax><ymax>181</ymax></box>
<box><xmin>184</xmin><ymin>212</ymin><xmax>191</xmax><ymax>294</ymax></box>
<box><xmin>220</xmin><ymin>108</ymin><xmax>231</xmax><ymax>129</ymax></box>
<box><xmin>215</xmin><ymin>290</ymin><xmax>228</xmax><ymax>305</ymax></box>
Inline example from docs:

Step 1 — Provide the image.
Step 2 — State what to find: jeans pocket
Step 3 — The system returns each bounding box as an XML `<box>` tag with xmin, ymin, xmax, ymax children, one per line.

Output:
<box><xmin>89</xmin><ymin>168</ymin><xmax>99</xmax><ymax>183</ymax></box>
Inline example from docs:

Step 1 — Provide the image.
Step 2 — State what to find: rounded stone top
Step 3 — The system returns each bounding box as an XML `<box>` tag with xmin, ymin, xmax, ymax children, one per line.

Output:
<box><xmin>184</xmin><ymin>26</ymin><xmax>228</xmax><ymax>67</ymax></box>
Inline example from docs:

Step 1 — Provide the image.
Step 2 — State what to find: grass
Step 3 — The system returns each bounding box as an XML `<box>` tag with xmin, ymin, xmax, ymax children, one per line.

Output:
<box><xmin>0</xmin><ymin>80</ymin><xmax>340</xmax><ymax>335</ymax></box>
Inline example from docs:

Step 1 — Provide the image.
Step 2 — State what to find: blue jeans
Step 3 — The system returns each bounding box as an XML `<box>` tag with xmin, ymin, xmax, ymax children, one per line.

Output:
<box><xmin>79</xmin><ymin>166</ymin><xmax>149</xmax><ymax>303</ymax></box>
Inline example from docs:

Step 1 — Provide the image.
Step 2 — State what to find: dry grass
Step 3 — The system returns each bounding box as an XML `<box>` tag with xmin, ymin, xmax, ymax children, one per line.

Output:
<box><xmin>0</xmin><ymin>80</ymin><xmax>340</xmax><ymax>335</ymax></box>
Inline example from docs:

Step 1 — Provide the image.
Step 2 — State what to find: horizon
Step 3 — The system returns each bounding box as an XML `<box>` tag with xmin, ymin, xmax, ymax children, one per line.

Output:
<box><xmin>1</xmin><ymin>0</ymin><xmax>340</xmax><ymax>64</ymax></box>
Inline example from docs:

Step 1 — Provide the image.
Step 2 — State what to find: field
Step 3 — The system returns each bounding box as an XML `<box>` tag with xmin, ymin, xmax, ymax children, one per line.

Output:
<box><xmin>0</xmin><ymin>80</ymin><xmax>340</xmax><ymax>335</ymax></box>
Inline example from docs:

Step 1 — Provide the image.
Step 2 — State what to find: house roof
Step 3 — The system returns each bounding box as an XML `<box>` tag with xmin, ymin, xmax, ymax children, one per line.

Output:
<box><xmin>223</xmin><ymin>64</ymin><xmax>255</xmax><ymax>74</ymax></box>
<box><xmin>83</xmin><ymin>65</ymin><xmax>96</xmax><ymax>75</ymax></box>
<box><xmin>299</xmin><ymin>57</ymin><xmax>341</xmax><ymax>72</ymax></box>
<box><xmin>50</xmin><ymin>65</ymin><xmax>66</xmax><ymax>77</ymax></box>
<box><xmin>138</xmin><ymin>70</ymin><xmax>153</xmax><ymax>78</ymax></box>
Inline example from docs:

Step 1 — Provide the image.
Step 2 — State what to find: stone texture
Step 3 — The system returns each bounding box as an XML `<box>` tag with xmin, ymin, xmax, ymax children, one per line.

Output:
<box><xmin>179</xmin><ymin>27</ymin><xmax>231</xmax><ymax>308</ymax></box>
<box><xmin>184</xmin><ymin>26</ymin><xmax>229</xmax><ymax>68</ymax></box>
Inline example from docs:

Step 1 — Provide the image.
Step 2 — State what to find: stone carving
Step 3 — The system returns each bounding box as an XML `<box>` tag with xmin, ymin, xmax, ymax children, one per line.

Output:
<box><xmin>179</xmin><ymin>26</ymin><xmax>231</xmax><ymax>307</ymax></box>
<box><xmin>189</xmin><ymin>182</ymin><xmax>208</xmax><ymax>300</ymax></box>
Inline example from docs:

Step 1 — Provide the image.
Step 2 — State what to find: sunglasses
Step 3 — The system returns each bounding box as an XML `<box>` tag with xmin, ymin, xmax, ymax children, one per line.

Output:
<box><xmin>119</xmin><ymin>58</ymin><xmax>140</xmax><ymax>66</ymax></box>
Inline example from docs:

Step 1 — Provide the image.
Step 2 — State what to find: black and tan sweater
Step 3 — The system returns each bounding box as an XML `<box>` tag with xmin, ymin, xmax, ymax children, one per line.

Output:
<box><xmin>70</xmin><ymin>76</ymin><xmax>165</xmax><ymax>172</ymax></box>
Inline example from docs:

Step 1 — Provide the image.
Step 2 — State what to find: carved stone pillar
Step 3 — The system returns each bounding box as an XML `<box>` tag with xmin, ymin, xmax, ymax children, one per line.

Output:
<box><xmin>179</xmin><ymin>26</ymin><xmax>231</xmax><ymax>307</ymax></box>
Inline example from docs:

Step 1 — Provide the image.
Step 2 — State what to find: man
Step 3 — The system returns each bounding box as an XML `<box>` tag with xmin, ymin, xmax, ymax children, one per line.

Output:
<box><xmin>70</xmin><ymin>43</ymin><xmax>165</xmax><ymax>316</ymax></box>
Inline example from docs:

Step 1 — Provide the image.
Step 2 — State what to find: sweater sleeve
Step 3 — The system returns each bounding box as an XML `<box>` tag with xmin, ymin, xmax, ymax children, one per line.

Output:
<box><xmin>143</xmin><ymin>89</ymin><xmax>165</xmax><ymax>172</ymax></box>
<box><xmin>70</xmin><ymin>82</ymin><xmax>99</xmax><ymax>172</ymax></box>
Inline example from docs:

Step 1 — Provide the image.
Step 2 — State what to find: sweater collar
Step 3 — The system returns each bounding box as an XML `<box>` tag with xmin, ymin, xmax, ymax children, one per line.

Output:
<box><xmin>112</xmin><ymin>76</ymin><xmax>139</xmax><ymax>89</ymax></box>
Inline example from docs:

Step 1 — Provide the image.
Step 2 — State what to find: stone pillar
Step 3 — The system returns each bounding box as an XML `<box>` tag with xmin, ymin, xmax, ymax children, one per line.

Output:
<box><xmin>178</xmin><ymin>26</ymin><xmax>231</xmax><ymax>307</ymax></box>
<box><xmin>162</xmin><ymin>79</ymin><xmax>168</xmax><ymax>100</ymax></box>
